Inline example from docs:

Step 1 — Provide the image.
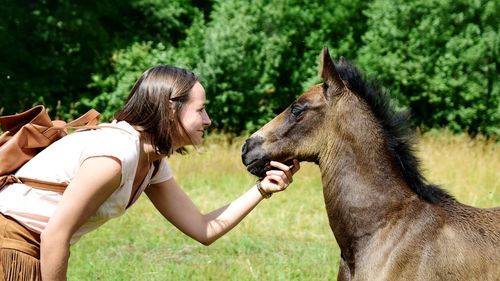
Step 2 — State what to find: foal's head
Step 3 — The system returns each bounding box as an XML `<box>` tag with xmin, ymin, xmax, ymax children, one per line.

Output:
<box><xmin>242</xmin><ymin>47</ymin><xmax>388</xmax><ymax>176</ymax></box>
<box><xmin>242</xmin><ymin>48</ymin><xmax>452</xmax><ymax>204</ymax></box>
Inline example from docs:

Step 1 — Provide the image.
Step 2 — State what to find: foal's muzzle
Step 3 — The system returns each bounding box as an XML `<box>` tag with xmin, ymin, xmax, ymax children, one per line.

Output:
<box><xmin>241</xmin><ymin>136</ymin><xmax>270</xmax><ymax>178</ymax></box>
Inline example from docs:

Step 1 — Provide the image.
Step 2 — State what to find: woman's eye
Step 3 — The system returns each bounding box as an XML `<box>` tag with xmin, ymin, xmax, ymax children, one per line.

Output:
<box><xmin>290</xmin><ymin>106</ymin><xmax>303</xmax><ymax>117</ymax></box>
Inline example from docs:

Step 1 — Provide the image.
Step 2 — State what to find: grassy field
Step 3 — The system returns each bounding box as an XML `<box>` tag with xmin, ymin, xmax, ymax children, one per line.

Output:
<box><xmin>68</xmin><ymin>132</ymin><xmax>499</xmax><ymax>280</ymax></box>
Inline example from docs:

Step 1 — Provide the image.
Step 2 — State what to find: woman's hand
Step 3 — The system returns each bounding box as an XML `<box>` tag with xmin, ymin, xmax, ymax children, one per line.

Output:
<box><xmin>259</xmin><ymin>159</ymin><xmax>300</xmax><ymax>195</ymax></box>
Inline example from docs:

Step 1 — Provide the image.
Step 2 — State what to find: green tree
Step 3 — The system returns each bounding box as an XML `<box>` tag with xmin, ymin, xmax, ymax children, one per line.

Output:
<box><xmin>357</xmin><ymin>0</ymin><xmax>499</xmax><ymax>136</ymax></box>
<box><xmin>192</xmin><ymin>0</ymin><xmax>370</xmax><ymax>133</ymax></box>
<box><xmin>0</xmin><ymin>0</ymin><xmax>198</xmax><ymax>119</ymax></box>
<box><xmin>7</xmin><ymin>0</ymin><xmax>495</xmax><ymax>136</ymax></box>
<box><xmin>82</xmin><ymin>4</ymin><xmax>207</xmax><ymax>121</ymax></box>
<box><xmin>88</xmin><ymin>0</ymin><xmax>369</xmax><ymax>133</ymax></box>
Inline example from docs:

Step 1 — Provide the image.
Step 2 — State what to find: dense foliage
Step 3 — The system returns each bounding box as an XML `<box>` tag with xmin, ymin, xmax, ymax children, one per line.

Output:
<box><xmin>1</xmin><ymin>0</ymin><xmax>498</xmax><ymax>136</ymax></box>
<box><xmin>358</xmin><ymin>0</ymin><xmax>499</xmax><ymax>136</ymax></box>
<box><xmin>0</xmin><ymin>0</ymin><xmax>199</xmax><ymax>119</ymax></box>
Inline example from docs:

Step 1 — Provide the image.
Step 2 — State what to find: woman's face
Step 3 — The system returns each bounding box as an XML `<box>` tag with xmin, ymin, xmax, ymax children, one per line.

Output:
<box><xmin>177</xmin><ymin>82</ymin><xmax>212</xmax><ymax>146</ymax></box>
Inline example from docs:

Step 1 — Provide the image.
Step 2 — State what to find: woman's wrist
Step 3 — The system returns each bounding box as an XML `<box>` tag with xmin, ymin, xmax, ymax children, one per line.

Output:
<box><xmin>256</xmin><ymin>180</ymin><xmax>272</xmax><ymax>199</ymax></box>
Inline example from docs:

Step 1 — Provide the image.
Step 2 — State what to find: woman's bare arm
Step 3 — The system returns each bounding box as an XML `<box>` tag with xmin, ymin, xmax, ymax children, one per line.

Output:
<box><xmin>146</xmin><ymin>160</ymin><xmax>299</xmax><ymax>245</ymax></box>
<box><xmin>40</xmin><ymin>156</ymin><xmax>122</xmax><ymax>281</ymax></box>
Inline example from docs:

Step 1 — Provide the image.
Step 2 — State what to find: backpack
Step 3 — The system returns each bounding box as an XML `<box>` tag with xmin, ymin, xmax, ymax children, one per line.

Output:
<box><xmin>0</xmin><ymin>105</ymin><xmax>100</xmax><ymax>191</ymax></box>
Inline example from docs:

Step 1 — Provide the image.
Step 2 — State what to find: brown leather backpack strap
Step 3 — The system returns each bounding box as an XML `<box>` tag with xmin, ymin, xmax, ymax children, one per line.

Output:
<box><xmin>0</xmin><ymin>175</ymin><xmax>22</xmax><ymax>189</ymax></box>
<box><xmin>66</xmin><ymin>109</ymin><xmax>100</xmax><ymax>127</ymax></box>
<box><xmin>0</xmin><ymin>175</ymin><xmax>67</xmax><ymax>192</ymax></box>
<box><xmin>17</xmin><ymin>176</ymin><xmax>68</xmax><ymax>192</ymax></box>
<box><xmin>46</xmin><ymin>109</ymin><xmax>101</xmax><ymax>136</ymax></box>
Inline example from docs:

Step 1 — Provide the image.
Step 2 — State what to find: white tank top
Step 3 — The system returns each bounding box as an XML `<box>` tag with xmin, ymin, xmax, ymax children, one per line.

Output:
<box><xmin>0</xmin><ymin>120</ymin><xmax>172</xmax><ymax>244</ymax></box>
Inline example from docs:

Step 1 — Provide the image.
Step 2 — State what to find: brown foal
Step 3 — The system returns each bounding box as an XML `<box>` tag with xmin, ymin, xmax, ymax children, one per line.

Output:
<box><xmin>242</xmin><ymin>48</ymin><xmax>500</xmax><ymax>281</ymax></box>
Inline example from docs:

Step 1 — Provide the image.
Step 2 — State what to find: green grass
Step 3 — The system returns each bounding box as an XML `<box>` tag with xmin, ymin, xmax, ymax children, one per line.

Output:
<box><xmin>68</xmin><ymin>133</ymin><xmax>499</xmax><ymax>280</ymax></box>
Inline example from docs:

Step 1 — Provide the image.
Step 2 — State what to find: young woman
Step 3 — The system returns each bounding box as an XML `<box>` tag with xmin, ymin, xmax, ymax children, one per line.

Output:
<box><xmin>0</xmin><ymin>66</ymin><xmax>300</xmax><ymax>280</ymax></box>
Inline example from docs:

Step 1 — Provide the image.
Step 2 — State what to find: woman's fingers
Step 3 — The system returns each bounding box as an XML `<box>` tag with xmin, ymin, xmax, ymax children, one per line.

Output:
<box><xmin>269</xmin><ymin>161</ymin><xmax>292</xmax><ymax>181</ymax></box>
<box><xmin>269</xmin><ymin>161</ymin><xmax>289</xmax><ymax>171</ymax></box>
<box><xmin>260</xmin><ymin>159</ymin><xmax>301</xmax><ymax>195</ymax></box>
<box><xmin>262</xmin><ymin>174</ymin><xmax>287</xmax><ymax>192</ymax></box>
<box><xmin>269</xmin><ymin>160</ymin><xmax>300</xmax><ymax>178</ymax></box>
<box><xmin>269</xmin><ymin>160</ymin><xmax>300</xmax><ymax>174</ymax></box>
<box><xmin>265</xmin><ymin>170</ymin><xmax>291</xmax><ymax>185</ymax></box>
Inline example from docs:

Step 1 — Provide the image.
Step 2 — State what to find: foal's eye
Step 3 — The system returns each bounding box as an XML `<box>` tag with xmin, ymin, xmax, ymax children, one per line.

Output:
<box><xmin>322</xmin><ymin>82</ymin><xmax>329</xmax><ymax>91</ymax></box>
<box><xmin>290</xmin><ymin>106</ymin><xmax>304</xmax><ymax>117</ymax></box>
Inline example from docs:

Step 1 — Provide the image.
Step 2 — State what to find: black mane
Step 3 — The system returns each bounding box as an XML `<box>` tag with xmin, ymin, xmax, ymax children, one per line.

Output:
<box><xmin>335</xmin><ymin>59</ymin><xmax>454</xmax><ymax>204</ymax></box>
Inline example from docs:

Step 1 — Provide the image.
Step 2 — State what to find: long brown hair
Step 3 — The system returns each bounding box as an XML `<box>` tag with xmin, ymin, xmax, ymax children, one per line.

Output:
<box><xmin>115</xmin><ymin>65</ymin><xmax>197</xmax><ymax>155</ymax></box>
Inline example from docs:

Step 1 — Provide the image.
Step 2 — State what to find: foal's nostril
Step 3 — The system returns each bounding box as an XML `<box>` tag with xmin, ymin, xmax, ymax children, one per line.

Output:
<box><xmin>242</xmin><ymin>141</ymin><xmax>248</xmax><ymax>155</ymax></box>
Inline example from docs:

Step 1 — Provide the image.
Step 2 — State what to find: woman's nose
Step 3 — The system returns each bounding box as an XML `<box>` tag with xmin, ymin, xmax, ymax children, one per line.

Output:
<box><xmin>203</xmin><ymin>111</ymin><xmax>212</xmax><ymax>126</ymax></box>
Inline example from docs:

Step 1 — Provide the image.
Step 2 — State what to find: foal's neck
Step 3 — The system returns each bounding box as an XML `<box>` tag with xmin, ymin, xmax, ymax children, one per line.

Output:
<box><xmin>318</xmin><ymin>136</ymin><xmax>418</xmax><ymax>258</ymax></box>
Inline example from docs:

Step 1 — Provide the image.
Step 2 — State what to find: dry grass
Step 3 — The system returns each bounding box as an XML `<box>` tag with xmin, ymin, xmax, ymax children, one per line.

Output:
<box><xmin>416</xmin><ymin>131</ymin><xmax>499</xmax><ymax>207</ymax></box>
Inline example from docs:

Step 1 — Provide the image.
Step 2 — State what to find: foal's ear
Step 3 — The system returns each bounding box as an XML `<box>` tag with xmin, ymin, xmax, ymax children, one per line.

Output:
<box><xmin>320</xmin><ymin>47</ymin><xmax>343</xmax><ymax>89</ymax></box>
